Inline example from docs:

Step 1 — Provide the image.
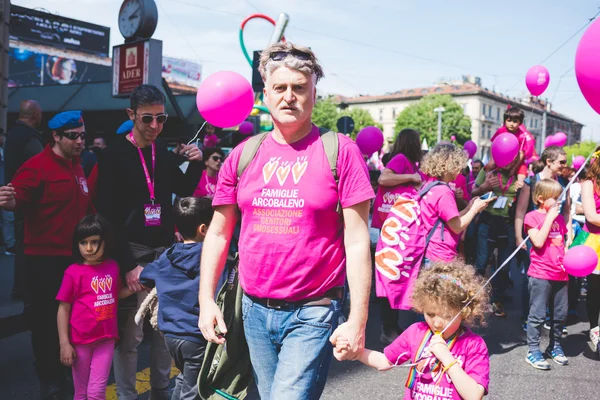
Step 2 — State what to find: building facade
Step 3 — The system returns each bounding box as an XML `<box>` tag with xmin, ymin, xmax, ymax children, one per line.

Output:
<box><xmin>339</xmin><ymin>82</ymin><xmax>583</xmax><ymax>160</ymax></box>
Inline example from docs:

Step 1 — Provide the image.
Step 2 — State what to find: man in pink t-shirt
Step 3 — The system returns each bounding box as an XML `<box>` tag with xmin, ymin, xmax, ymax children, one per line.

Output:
<box><xmin>198</xmin><ymin>42</ymin><xmax>374</xmax><ymax>399</ymax></box>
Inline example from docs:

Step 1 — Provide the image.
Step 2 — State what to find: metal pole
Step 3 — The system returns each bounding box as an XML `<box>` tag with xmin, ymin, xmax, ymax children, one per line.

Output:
<box><xmin>541</xmin><ymin>110</ymin><xmax>547</xmax><ymax>153</ymax></box>
<box><xmin>268</xmin><ymin>13</ymin><xmax>289</xmax><ymax>45</ymax></box>
<box><xmin>0</xmin><ymin>0</ymin><xmax>10</xmax><ymax>133</ymax></box>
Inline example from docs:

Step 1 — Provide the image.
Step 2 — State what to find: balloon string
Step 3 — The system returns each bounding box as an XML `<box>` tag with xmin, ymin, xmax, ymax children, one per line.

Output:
<box><xmin>187</xmin><ymin>121</ymin><xmax>207</xmax><ymax>145</ymax></box>
<box><xmin>439</xmin><ymin>149</ymin><xmax>595</xmax><ymax>336</ymax></box>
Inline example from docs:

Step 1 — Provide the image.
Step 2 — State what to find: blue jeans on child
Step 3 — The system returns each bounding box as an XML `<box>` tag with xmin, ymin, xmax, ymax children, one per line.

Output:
<box><xmin>241</xmin><ymin>294</ymin><xmax>341</xmax><ymax>400</ymax></box>
<box><xmin>527</xmin><ymin>277</ymin><xmax>568</xmax><ymax>352</ymax></box>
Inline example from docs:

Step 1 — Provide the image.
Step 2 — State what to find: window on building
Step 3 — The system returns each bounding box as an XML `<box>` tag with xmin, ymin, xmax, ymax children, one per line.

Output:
<box><xmin>487</xmin><ymin>125</ymin><xmax>492</xmax><ymax>138</ymax></box>
<box><xmin>392</xmin><ymin>108</ymin><xmax>397</xmax><ymax>119</ymax></box>
<box><xmin>497</xmin><ymin>107</ymin><xmax>500</xmax><ymax>121</ymax></box>
<box><xmin>379</xmin><ymin>108</ymin><xmax>383</xmax><ymax>122</ymax></box>
<box><xmin>461</xmin><ymin>103</ymin><xmax>467</xmax><ymax>113</ymax></box>
<box><xmin>482</xmin><ymin>104</ymin><xmax>486</xmax><ymax>116</ymax></box>
<box><xmin>534</xmin><ymin>119</ymin><xmax>538</xmax><ymax>128</ymax></box>
<box><xmin>481</xmin><ymin>124</ymin><xmax>485</xmax><ymax>140</ymax></box>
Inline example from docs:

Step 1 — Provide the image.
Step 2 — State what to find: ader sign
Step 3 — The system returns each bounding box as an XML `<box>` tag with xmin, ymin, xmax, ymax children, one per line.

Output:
<box><xmin>112</xmin><ymin>39</ymin><xmax>162</xmax><ymax>97</ymax></box>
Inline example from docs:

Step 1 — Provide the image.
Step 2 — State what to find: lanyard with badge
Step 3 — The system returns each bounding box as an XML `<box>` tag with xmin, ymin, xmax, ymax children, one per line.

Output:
<box><xmin>493</xmin><ymin>172</ymin><xmax>513</xmax><ymax>209</ymax></box>
<box><xmin>130</xmin><ymin>132</ymin><xmax>161</xmax><ymax>227</ymax></box>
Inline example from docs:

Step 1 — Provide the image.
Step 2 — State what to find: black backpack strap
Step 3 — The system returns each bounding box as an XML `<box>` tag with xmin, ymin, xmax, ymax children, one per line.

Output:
<box><xmin>237</xmin><ymin>132</ymin><xmax>269</xmax><ymax>179</ymax></box>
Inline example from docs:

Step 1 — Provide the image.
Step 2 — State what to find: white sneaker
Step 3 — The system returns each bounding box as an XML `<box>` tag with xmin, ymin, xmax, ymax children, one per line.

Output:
<box><xmin>590</xmin><ymin>326</ymin><xmax>599</xmax><ymax>352</ymax></box>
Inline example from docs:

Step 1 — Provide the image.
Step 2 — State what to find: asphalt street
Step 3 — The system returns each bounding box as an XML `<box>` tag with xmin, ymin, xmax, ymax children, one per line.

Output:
<box><xmin>1</xmin><ymin>249</ymin><xmax>598</xmax><ymax>399</ymax></box>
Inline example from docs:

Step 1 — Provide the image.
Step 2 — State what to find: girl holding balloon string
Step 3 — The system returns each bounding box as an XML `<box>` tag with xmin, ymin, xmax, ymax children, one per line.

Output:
<box><xmin>334</xmin><ymin>260</ymin><xmax>490</xmax><ymax>400</ymax></box>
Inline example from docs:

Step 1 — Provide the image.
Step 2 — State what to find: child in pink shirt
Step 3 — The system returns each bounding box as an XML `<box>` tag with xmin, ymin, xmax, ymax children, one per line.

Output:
<box><xmin>419</xmin><ymin>144</ymin><xmax>491</xmax><ymax>262</ymax></box>
<box><xmin>524</xmin><ymin>179</ymin><xmax>569</xmax><ymax>370</ymax></box>
<box><xmin>334</xmin><ymin>260</ymin><xmax>490</xmax><ymax>400</ymax></box>
<box><xmin>56</xmin><ymin>215</ymin><xmax>133</xmax><ymax>400</ymax></box>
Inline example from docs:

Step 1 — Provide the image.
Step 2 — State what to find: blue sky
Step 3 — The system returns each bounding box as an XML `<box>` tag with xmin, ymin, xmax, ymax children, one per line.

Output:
<box><xmin>14</xmin><ymin>0</ymin><xmax>600</xmax><ymax>139</ymax></box>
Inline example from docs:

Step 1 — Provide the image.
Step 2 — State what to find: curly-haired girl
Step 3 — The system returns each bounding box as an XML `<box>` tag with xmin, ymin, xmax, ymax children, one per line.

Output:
<box><xmin>419</xmin><ymin>144</ymin><xmax>491</xmax><ymax>263</ymax></box>
<box><xmin>334</xmin><ymin>260</ymin><xmax>490</xmax><ymax>399</ymax></box>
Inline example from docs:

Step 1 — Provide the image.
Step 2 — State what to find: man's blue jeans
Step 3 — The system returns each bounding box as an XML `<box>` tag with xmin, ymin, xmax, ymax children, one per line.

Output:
<box><xmin>475</xmin><ymin>218</ymin><xmax>515</xmax><ymax>303</ymax></box>
<box><xmin>242</xmin><ymin>294</ymin><xmax>341</xmax><ymax>400</ymax></box>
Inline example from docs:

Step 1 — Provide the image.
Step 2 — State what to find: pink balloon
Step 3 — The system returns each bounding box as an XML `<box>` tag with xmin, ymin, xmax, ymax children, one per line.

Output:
<box><xmin>464</xmin><ymin>140</ymin><xmax>477</xmax><ymax>158</ymax></box>
<box><xmin>554</xmin><ymin>132</ymin><xmax>567</xmax><ymax>147</ymax></box>
<box><xmin>544</xmin><ymin>135</ymin><xmax>556</xmax><ymax>148</ymax></box>
<box><xmin>203</xmin><ymin>134</ymin><xmax>219</xmax><ymax>148</ymax></box>
<box><xmin>564</xmin><ymin>245</ymin><xmax>598</xmax><ymax>277</ymax></box>
<box><xmin>525</xmin><ymin>65</ymin><xmax>550</xmax><ymax>97</ymax></box>
<box><xmin>451</xmin><ymin>135</ymin><xmax>456</xmax><ymax>141</ymax></box>
<box><xmin>491</xmin><ymin>133</ymin><xmax>519</xmax><ymax>168</ymax></box>
<box><xmin>356</xmin><ymin>126</ymin><xmax>384</xmax><ymax>155</ymax></box>
<box><xmin>239</xmin><ymin>121</ymin><xmax>254</xmax><ymax>135</ymax></box>
<box><xmin>196</xmin><ymin>71</ymin><xmax>254</xmax><ymax>128</ymax></box>
<box><xmin>572</xmin><ymin>155</ymin><xmax>586</xmax><ymax>170</ymax></box>
<box><xmin>576</xmin><ymin>18</ymin><xmax>600</xmax><ymax>114</ymax></box>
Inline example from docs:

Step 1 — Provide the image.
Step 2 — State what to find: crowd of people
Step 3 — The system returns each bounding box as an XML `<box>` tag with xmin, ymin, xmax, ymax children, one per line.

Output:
<box><xmin>0</xmin><ymin>40</ymin><xmax>597</xmax><ymax>400</ymax></box>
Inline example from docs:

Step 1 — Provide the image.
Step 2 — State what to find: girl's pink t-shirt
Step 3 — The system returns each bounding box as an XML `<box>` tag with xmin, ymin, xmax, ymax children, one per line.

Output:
<box><xmin>524</xmin><ymin>210</ymin><xmax>568</xmax><ymax>281</ymax></box>
<box><xmin>372</xmin><ymin>154</ymin><xmax>418</xmax><ymax>229</ymax></box>
<box><xmin>193</xmin><ymin>170</ymin><xmax>218</xmax><ymax>198</ymax></box>
<box><xmin>213</xmin><ymin>126</ymin><xmax>375</xmax><ymax>301</ymax></box>
<box><xmin>448</xmin><ymin>173</ymin><xmax>470</xmax><ymax>201</ymax></box>
<box><xmin>419</xmin><ymin>182</ymin><xmax>461</xmax><ymax>261</ymax></box>
<box><xmin>56</xmin><ymin>259</ymin><xmax>121</xmax><ymax>344</ymax></box>
<box><xmin>384</xmin><ymin>322</ymin><xmax>490</xmax><ymax>400</ymax></box>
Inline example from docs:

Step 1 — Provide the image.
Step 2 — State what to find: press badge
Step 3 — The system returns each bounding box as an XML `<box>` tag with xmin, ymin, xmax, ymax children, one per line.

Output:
<box><xmin>493</xmin><ymin>196</ymin><xmax>508</xmax><ymax>209</ymax></box>
<box><xmin>144</xmin><ymin>204</ymin><xmax>162</xmax><ymax>226</ymax></box>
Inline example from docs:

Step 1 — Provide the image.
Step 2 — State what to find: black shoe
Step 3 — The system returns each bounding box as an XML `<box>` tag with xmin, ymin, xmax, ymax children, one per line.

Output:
<box><xmin>4</xmin><ymin>246</ymin><xmax>16</xmax><ymax>255</ymax></box>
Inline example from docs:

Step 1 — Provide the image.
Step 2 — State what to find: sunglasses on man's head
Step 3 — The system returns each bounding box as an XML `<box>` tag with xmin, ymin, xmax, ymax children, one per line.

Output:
<box><xmin>137</xmin><ymin>113</ymin><xmax>168</xmax><ymax>124</ymax></box>
<box><xmin>269</xmin><ymin>49</ymin><xmax>311</xmax><ymax>62</ymax></box>
<box><xmin>60</xmin><ymin>131</ymin><xmax>86</xmax><ymax>141</ymax></box>
<box><xmin>211</xmin><ymin>156</ymin><xmax>223</xmax><ymax>162</ymax></box>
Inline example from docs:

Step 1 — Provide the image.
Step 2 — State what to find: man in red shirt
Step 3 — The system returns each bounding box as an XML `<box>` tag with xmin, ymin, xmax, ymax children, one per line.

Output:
<box><xmin>0</xmin><ymin>110</ymin><xmax>95</xmax><ymax>400</ymax></box>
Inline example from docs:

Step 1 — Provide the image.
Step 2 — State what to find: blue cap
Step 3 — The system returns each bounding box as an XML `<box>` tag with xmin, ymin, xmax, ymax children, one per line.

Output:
<box><xmin>48</xmin><ymin>111</ymin><xmax>84</xmax><ymax>131</ymax></box>
<box><xmin>117</xmin><ymin>120</ymin><xmax>134</xmax><ymax>135</ymax></box>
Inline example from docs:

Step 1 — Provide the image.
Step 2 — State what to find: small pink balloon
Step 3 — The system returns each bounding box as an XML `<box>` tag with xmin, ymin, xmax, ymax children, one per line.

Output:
<box><xmin>464</xmin><ymin>140</ymin><xmax>477</xmax><ymax>158</ymax></box>
<box><xmin>451</xmin><ymin>135</ymin><xmax>456</xmax><ymax>141</ymax></box>
<box><xmin>575</xmin><ymin>17</ymin><xmax>600</xmax><ymax>114</ymax></box>
<box><xmin>491</xmin><ymin>133</ymin><xmax>519</xmax><ymax>168</ymax></box>
<box><xmin>564</xmin><ymin>245</ymin><xmax>598</xmax><ymax>277</ymax></box>
<box><xmin>239</xmin><ymin>121</ymin><xmax>254</xmax><ymax>135</ymax></box>
<box><xmin>196</xmin><ymin>71</ymin><xmax>254</xmax><ymax>128</ymax></box>
<box><xmin>554</xmin><ymin>132</ymin><xmax>567</xmax><ymax>147</ymax></box>
<box><xmin>544</xmin><ymin>135</ymin><xmax>556</xmax><ymax>148</ymax></box>
<box><xmin>572</xmin><ymin>155</ymin><xmax>586</xmax><ymax>170</ymax></box>
<box><xmin>356</xmin><ymin>126</ymin><xmax>384</xmax><ymax>155</ymax></box>
<box><xmin>525</xmin><ymin>65</ymin><xmax>550</xmax><ymax>97</ymax></box>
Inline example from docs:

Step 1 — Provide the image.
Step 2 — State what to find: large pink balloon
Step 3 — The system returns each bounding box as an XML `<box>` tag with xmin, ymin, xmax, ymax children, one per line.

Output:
<box><xmin>525</xmin><ymin>65</ymin><xmax>550</xmax><ymax>97</ymax></box>
<box><xmin>239</xmin><ymin>121</ymin><xmax>254</xmax><ymax>135</ymax></box>
<box><xmin>491</xmin><ymin>133</ymin><xmax>519</xmax><ymax>168</ymax></box>
<box><xmin>564</xmin><ymin>245</ymin><xmax>598</xmax><ymax>277</ymax></box>
<box><xmin>572</xmin><ymin>155</ymin><xmax>586</xmax><ymax>170</ymax></box>
<box><xmin>196</xmin><ymin>71</ymin><xmax>254</xmax><ymax>128</ymax></box>
<box><xmin>356</xmin><ymin>126</ymin><xmax>384</xmax><ymax>155</ymax></box>
<box><xmin>575</xmin><ymin>18</ymin><xmax>600</xmax><ymax>114</ymax></box>
<box><xmin>464</xmin><ymin>140</ymin><xmax>477</xmax><ymax>158</ymax></box>
<box><xmin>544</xmin><ymin>135</ymin><xmax>556</xmax><ymax>148</ymax></box>
<box><xmin>554</xmin><ymin>132</ymin><xmax>567</xmax><ymax>147</ymax></box>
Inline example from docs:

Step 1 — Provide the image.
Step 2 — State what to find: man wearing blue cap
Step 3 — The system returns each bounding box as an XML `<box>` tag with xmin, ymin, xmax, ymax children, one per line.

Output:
<box><xmin>0</xmin><ymin>110</ymin><xmax>95</xmax><ymax>400</ymax></box>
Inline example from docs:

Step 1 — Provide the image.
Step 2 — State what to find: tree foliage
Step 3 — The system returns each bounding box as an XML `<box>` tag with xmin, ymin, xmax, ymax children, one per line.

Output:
<box><xmin>394</xmin><ymin>94</ymin><xmax>471</xmax><ymax>146</ymax></box>
<box><xmin>312</xmin><ymin>97</ymin><xmax>382</xmax><ymax>139</ymax></box>
<box><xmin>563</xmin><ymin>141</ymin><xmax>598</xmax><ymax>164</ymax></box>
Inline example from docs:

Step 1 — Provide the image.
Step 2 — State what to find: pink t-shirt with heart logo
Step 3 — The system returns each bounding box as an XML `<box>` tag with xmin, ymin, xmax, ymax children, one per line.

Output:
<box><xmin>193</xmin><ymin>170</ymin><xmax>218</xmax><ymax>198</ymax></box>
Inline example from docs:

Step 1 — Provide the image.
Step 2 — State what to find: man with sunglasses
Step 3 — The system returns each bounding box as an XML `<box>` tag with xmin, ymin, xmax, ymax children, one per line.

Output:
<box><xmin>199</xmin><ymin>43</ymin><xmax>374</xmax><ymax>399</ymax></box>
<box><xmin>193</xmin><ymin>148</ymin><xmax>224</xmax><ymax>198</ymax></box>
<box><xmin>0</xmin><ymin>110</ymin><xmax>94</xmax><ymax>400</ymax></box>
<box><xmin>95</xmin><ymin>84</ymin><xmax>203</xmax><ymax>400</ymax></box>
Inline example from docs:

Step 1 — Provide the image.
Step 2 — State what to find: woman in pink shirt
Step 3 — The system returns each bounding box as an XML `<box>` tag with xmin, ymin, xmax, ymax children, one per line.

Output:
<box><xmin>56</xmin><ymin>215</ymin><xmax>133</xmax><ymax>399</ymax></box>
<box><xmin>193</xmin><ymin>147</ymin><xmax>224</xmax><ymax>198</ymax></box>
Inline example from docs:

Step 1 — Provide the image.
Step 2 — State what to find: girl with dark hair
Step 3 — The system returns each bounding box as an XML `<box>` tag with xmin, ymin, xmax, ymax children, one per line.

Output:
<box><xmin>56</xmin><ymin>215</ymin><xmax>133</xmax><ymax>399</ymax></box>
<box><xmin>372</xmin><ymin>128</ymin><xmax>423</xmax><ymax>345</ymax></box>
<box><xmin>193</xmin><ymin>147</ymin><xmax>225</xmax><ymax>198</ymax></box>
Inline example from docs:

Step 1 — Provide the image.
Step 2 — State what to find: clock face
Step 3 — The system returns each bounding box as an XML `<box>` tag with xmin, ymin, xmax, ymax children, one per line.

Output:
<box><xmin>119</xmin><ymin>0</ymin><xmax>144</xmax><ymax>39</ymax></box>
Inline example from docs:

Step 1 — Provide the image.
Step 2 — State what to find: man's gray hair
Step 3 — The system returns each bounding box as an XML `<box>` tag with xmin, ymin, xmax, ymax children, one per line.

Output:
<box><xmin>259</xmin><ymin>42</ymin><xmax>325</xmax><ymax>83</ymax></box>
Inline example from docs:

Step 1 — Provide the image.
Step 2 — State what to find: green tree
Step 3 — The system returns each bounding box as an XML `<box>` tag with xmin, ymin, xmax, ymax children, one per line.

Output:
<box><xmin>394</xmin><ymin>94</ymin><xmax>471</xmax><ymax>145</ymax></box>
<box><xmin>564</xmin><ymin>140</ymin><xmax>598</xmax><ymax>163</ymax></box>
<box><xmin>312</xmin><ymin>97</ymin><xmax>339</xmax><ymax>131</ymax></box>
<box><xmin>341</xmin><ymin>108</ymin><xmax>383</xmax><ymax>139</ymax></box>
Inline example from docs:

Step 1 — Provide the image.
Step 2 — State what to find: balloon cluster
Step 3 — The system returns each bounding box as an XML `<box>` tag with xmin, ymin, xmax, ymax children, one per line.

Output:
<box><xmin>544</xmin><ymin>132</ymin><xmax>567</xmax><ymax>148</ymax></box>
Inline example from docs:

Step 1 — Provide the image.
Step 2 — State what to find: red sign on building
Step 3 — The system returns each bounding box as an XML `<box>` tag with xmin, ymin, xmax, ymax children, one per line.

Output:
<box><xmin>112</xmin><ymin>39</ymin><xmax>162</xmax><ymax>97</ymax></box>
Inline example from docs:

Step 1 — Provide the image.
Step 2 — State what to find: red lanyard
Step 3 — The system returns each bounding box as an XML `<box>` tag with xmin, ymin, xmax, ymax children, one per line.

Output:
<box><xmin>497</xmin><ymin>172</ymin><xmax>513</xmax><ymax>195</ymax></box>
<box><xmin>129</xmin><ymin>132</ymin><xmax>156</xmax><ymax>204</ymax></box>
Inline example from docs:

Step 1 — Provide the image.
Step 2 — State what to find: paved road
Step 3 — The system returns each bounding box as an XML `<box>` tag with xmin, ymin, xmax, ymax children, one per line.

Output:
<box><xmin>1</xmin><ymin>251</ymin><xmax>598</xmax><ymax>399</ymax></box>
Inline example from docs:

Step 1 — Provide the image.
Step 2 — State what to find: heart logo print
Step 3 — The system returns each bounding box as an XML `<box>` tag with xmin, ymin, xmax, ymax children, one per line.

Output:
<box><xmin>105</xmin><ymin>275</ymin><xmax>113</xmax><ymax>291</ymax></box>
<box><xmin>98</xmin><ymin>278</ymin><xmax>106</xmax><ymax>293</ymax></box>
<box><xmin>291</xmin><ymin>161</ymin><xmax>308</xmax><ymax>184</ymax></box>
<box><xmin>262</xmin><ymin>159</ymin><xmax>279</xmax><ymax>184</ymax></box>
<box><xmin>91</xmin><ymin>276</ymin><xmax>99</xmax><ymax>294</ymax></box>
<box><xmin>276</xmin><ymin>165</ymin><xmax>291</xmax><ymax>186</ymax></box>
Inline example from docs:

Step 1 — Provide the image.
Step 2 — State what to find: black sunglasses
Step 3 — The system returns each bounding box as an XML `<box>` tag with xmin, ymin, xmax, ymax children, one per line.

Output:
<box><xmin>137</xmin><ymin>113</ymin><xmax>168</xmax><ymax>124</ymax></box>
<box><xmin>60</xmin><ymin>131</ymin><xmax>86</xmax><ymax>140</ymax></box>
<box><xmin>211</xmin><ymin>156</ymin><xmax>223</xmax><ymax>162</ymax></box>
<box><xmin>270</xmin><ymin>50</ymin><xmax>311</xmax><ymax>62</ymax></box>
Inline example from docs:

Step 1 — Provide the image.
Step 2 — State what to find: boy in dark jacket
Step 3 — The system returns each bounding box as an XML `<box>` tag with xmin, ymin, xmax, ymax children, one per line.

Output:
<box><xmin>140</xmin><ymin>197</ymin><xmax>222</xmax><ymax>400</ymax></box>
